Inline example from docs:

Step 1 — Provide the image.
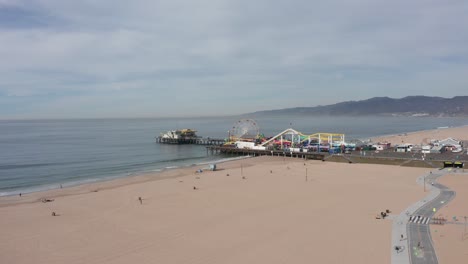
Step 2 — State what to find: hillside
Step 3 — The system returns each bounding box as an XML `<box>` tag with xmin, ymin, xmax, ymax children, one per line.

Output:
<box><xmin>248</xmin><ymin>96</ymin><xmax>468</xmax><ymax>117</ymax></box>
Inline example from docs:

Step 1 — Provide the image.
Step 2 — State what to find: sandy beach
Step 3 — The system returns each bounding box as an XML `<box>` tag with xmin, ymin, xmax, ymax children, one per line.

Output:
<box><xmin>0</xmin><ymin>156</ymin><xmax>429</xmax><ymax>264</ymax></box>
<box><xmin>431</xmin><ymin>173</ymin><xmax>468</xmax><ymax>263</ymax></box>
<box><xmin>2</xmin><ymin>125</ymin><xmax>468</xmax><ymax>264</ymax></box>
<box><xmin>370</xmin><ymin>125</ymin><xmax>468</xmax><ymax>146</ymax></box>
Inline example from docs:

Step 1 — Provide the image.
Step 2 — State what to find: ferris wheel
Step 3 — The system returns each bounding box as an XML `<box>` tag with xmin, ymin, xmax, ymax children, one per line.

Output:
<box><xmin>230</xmin><ymin>119</ymin><xmax>260</xmax><ymax>140</ymax></box>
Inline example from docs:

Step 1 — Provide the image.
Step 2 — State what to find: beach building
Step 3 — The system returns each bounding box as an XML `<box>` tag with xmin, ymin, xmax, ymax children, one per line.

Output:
<box><xmin>428</xmin><ymin>137</ymin><xmax>463</xmax><ymax>153</ymax></box>
<box><xmin>235</xmin><ymin>141</ymin><xmax>266</xmax><ymax>150</ymax></box>
<box><xmin>439</xmin><ymin>138</ymin><xmax>463</xmax><ymax>152</ymax></box>
<box><xmin>421</xmin><ymin>145</ymin><xmax>431</xmax><ymax>154</ymax></box>
<box><xmin>160</xmin><ymin>129</ymin><xmax>198</xmax><ymax>140</ymax></box>
<box><xmin>156</xmin><ymin>129</ymin><xmax>225</xmax><ymax>145</ymax></box>
<box><xmin>372</xmin><ymin>143</ymin><xmax>391</xmax><ymax>151</ymax></box>
<box><xmin>395</xmin><ymin>144</ymin><xmax>413</xmax><ymax>152</ymax></box>
<box><xmin>437</xmin><ymin>137</ymin><xmax>460</xmax><ymax>146</ymax></box>
<box><xmin>430</xmin><ymin>145</ymin><xmax>445</xmax><ymax>154</ymax></box>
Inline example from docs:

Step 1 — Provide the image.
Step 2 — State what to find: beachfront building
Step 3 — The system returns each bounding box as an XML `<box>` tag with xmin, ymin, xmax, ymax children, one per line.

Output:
<box><xmin>395</xmin><ymin>144</ymin><xmax>413</xmax><ymax>152</ymax></box>
<box><xmin>429</xmin><ymin>137</ymin><xmax>463</xmax><ymax>153</ymax></box>
<box><xmin>430</xmin><ymin>145</ymin><xmax>445</xmax><ymax>154</ymax></box>
<box><xmin>372</xmin><ymin>142</ymin><xmax>391</xmax><ymax>151</ymax></box>
<box><xmin>421</xmin><ymin>145</ymin><xmax>431</xmax><ymax>154</ymax></box>
<box><xmin>160</xmin><ymin>129</ymin><xmax>199</xmax><ymax>140</ymax></box>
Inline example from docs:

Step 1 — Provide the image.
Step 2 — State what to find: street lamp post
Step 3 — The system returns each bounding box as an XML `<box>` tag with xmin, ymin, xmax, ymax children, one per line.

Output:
<box><xmin>464</xmin><ymin>216</ymin><xmax>467</xmax><ymax>235</ymax></box>
<box><xmin>424</xmin><ymin>175</ymin><xmax>426</xmax><ymax>192</ymax></box>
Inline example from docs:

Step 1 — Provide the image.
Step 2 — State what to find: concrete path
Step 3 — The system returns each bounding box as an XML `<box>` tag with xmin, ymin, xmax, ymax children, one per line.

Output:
<box><xmin>391</xmin><ymin>169</ymin><xmax>456</xmax><ymax>264</ymax></box>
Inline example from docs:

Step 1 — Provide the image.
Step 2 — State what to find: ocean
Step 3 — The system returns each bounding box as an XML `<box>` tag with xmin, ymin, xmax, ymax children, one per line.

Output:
<box><xmin>1</xmin><ymin>115</ymin><xmax>467</xmax><ymax>196</ymax></box>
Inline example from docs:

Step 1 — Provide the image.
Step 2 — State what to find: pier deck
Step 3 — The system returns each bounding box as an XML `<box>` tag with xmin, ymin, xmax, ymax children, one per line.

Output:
<box><xmin>207</xmin><ymin>146</ymin><xmax>326</xmax><ymax>160</ymax></box>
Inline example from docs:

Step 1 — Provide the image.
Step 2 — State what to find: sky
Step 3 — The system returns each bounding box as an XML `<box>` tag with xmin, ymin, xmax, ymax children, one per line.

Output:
<box><xmin>1</xmin><ymin>0</ymin><xmax>467</xmax><ymax>119</ymax></box>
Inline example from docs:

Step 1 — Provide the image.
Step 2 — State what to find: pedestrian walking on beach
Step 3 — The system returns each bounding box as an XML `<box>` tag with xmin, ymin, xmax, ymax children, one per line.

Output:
<box><xmin>138</xmin><ymin>197</ymin><xmax>142</xmax><ymax>205</ymax></box>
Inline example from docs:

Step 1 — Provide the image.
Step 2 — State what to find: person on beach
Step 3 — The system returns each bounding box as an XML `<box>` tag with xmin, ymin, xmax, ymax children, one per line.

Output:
<box><xmin>138</xmin><ymin>197</ymin><xmax>142</xmax><ymax>205</ymax></box>
<box><xmin>395</xmin><ymin>246</ymin><xmax>401</xmax><ymax>253</ymax></box>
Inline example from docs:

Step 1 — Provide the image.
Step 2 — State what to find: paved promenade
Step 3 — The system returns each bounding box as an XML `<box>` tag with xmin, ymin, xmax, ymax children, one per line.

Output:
<box><xmin>391</xmin><ymin>169</ymin><xmax>456</xmax><ymax>264</ymax></box>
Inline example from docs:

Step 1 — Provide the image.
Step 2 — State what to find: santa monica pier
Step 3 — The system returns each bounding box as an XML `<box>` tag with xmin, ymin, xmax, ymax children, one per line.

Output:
<box><xmin>157</xmin><ymin>119</ymin><xmax>347</xmax><ymax>153</ymax></box>
<box><xmin>156</xmin><ymin>119</ymin><xmax>467</xmax><ymax>168</ymax></box>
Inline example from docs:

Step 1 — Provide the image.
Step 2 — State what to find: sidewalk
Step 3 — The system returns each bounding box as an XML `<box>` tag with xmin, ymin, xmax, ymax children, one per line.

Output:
<box><xmin>391</xmin><ymin>171</ymin><xmax>442</xmax><ymax>264</ymax></box>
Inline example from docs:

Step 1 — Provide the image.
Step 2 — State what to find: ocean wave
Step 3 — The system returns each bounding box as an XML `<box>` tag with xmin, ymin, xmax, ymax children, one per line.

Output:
<box><xmin>0</xmin><ymin>173</ymin><xmax>129</xmax><ymax>197</ymax></box>
<box><xmin>0</xmin><ymin>159</ymin><xmax>107</xmax><ymax>171</ymax></box>
<box><xmin>0</xmin><ymin>163</ymin><xmax>61</xmax><ymax>170</ymax></box>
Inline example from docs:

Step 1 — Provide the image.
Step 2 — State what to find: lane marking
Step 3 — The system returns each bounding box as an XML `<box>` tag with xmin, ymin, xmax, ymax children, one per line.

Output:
<box><xmin>408</xmin><ymin>215</ymin><xmax>431</xmax><ymax>225</ymax></box>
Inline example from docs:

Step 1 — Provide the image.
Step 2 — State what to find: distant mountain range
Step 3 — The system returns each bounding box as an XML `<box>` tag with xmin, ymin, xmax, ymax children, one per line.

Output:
<box><xmin>248</xmin><ymin>96</ymin><xmax>468</xmax><ymax>117</ymax></box>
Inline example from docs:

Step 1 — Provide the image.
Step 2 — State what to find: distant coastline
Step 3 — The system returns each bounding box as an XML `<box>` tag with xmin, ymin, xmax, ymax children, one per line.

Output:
<box><xmin>248</xmin><ymin>96</ymin><xmax>468</xmax><ymax>117</ymax></box>
<box><xmin>367</xmin><ymin>124</ymin><xmax>468</xmax><ymax>143</ymax></box>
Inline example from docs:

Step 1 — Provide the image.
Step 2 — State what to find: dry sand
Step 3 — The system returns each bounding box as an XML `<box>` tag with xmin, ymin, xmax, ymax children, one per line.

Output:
<box><xmin>370</xmin><ymin>125</ymin><xmax>468</xmax><ymax>145</ymax></box>
<box><xmin>2</xmin><ymin>125</ymin><xmax>468</xmax><ymax>264</ymax></box>
<box><xmin>431</xmin><ymin>173</ymin><xmax>468</xmax><ymax>263</ymax></box>
<box><xmin>0</xmin><ymin>156</ymin><xmax>430</xmax><ymax>264</ymax></box>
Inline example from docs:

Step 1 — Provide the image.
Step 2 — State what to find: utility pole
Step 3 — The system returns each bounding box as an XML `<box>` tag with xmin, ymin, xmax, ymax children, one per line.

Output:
<box><xmin>424</xmin><ymin>175</ymin><xmax>426</xmax><ymax>192</ymax></box>
<box><xmin>464</xmin><ymin>216</ymin><xmax>467</xmax><ymax>235</ymax></box>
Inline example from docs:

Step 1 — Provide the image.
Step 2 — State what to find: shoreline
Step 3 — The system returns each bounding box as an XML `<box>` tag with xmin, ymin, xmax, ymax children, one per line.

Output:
<box><xmin>3</xmin><ymin>123</ymin><xmax>468</xmax><ymax>201</ymax></box>
<box><xmin>2</xmin><ymin>124</ymin><xmax>468</xmax><ymax>263</ymax></box>
<box><xmin>0</xmin><ymin>155</ymin><xmax>255</xmax><ymax>207</ymax></box>
<box><xmin>0</xmin><ymin>155</ymin><xmax>253</xmax><ymax>199</ymax></box>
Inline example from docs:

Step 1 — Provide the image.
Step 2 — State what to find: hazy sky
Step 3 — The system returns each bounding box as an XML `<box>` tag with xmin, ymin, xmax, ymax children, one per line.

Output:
<box><xmin>1</xmin><ymin>0</ymin><xmax>467</xmax><ymax>119</ymax></box>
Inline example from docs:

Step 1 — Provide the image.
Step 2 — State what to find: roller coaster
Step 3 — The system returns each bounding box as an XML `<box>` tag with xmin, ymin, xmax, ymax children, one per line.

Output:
<box><xmin>225</xmin><ymin>119</ymin><xmax>350</xmax><ymax>153</ymax></box>
<box><xmin>259</xmin><ymin>128</ymin><xmax>348</xmax><ymax>152</ymax></box>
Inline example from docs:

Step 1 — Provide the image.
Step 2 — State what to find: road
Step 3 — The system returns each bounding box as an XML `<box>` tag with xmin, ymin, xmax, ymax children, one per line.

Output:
<box><xmin>406</xmin><ymin>171</ymin><xmax>456</xmax><ymax>264</ymax></box>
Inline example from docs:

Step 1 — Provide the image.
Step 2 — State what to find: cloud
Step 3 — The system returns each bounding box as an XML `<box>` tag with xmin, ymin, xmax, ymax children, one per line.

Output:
<box><xmin>1</xmin><ymin>0</ymin><xmax>468</xmax><ymax>118</ymax></box>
